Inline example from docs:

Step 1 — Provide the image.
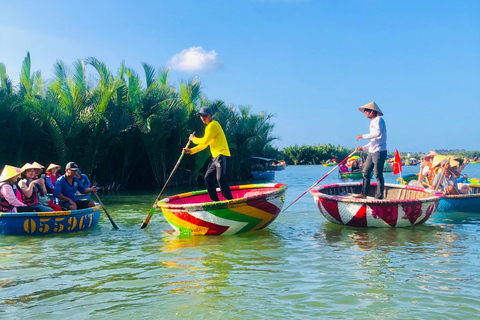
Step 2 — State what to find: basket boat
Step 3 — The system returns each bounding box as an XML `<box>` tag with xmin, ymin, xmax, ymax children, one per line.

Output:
<box><xmin>310</xmin><ymin>182</ymin><xmax>441</xmax><ymax>227</ymax></box>
<box><xmin>0</xmin><ymin>205</ymin><xmax>101</xmax><ymax>235</ymax></box>
<box><xmin>437</xmin><ymin>185</ymin><xmax>480</xmax><ymax>213</ymax></box>
<box><xmin>339</xmin><ymin>171</ymin><xmax>372</xmax><ymax>180</ymax></box>
<box><xmin>158</xmin><ymin>183</ymin><xmax>287</xmax><ymax>235</ymax></box>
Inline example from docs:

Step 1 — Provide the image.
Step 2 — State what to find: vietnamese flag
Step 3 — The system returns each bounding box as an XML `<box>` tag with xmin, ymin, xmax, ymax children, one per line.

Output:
<box><xmin>393</xmin><ymin>149</ymin><xmax>402</xmax><ymax>175</ymax></box>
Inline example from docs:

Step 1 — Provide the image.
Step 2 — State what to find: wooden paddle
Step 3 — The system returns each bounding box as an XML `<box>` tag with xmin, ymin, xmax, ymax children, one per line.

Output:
<box><xmin>283</xmin><ymin>150</ymin><xmax>358</xmax><ymax>212</ymax></box>
<box><xmin>140</xmin><ymin>134</ymin><xmax>194</xmax><ymax>229</ymax></box>
<box><xmin>93</xmin><ymin>191</ymin><xmax>119</xmax><ymax>230</ymax></box>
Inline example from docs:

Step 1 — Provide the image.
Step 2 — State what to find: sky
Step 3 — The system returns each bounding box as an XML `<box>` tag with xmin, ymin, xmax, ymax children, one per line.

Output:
<box><xmin>1</xmin><ymin>0</ymin><xmax>479</xmax><ymax>153</ymax></box>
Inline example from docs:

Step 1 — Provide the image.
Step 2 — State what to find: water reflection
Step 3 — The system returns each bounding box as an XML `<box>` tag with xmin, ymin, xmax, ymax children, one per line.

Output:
<box><xmin>159</xmin><ymin>230</ymin><xmax>285</xmax><ymax>294</ymax></box>
<box><xmin>315</xmin><ymin>222</ymin><xmax>457</xmax><ymax>253</ymax></box>
<box><xmin>431</xmin><ymin>211</ymin><xmax>480</xmax><ymax>225</ymax></box>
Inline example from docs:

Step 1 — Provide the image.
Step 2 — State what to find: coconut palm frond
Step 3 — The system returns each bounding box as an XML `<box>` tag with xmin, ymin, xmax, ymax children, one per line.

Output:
<box><xmin>141</xmin><ymin>62</ymin><xmax>157</xmax><ymax>90</ymax></box>
<box><xmin>85</xmin><ymin>57</ymin><xmax>113</xmax><ymax>89</ymax></box>
<box><xmin>158</xmin><ymin>67</ymin><xmax>170</xmax><ymax>87</ymax></box>
<box><xmin>72</xmin><ymin>60</ymin><xmax>87</xmax><ymax>94</ymax></box>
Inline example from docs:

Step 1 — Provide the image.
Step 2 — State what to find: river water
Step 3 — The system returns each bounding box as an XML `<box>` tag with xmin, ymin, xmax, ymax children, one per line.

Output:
<box><xmin>1</xmin><ymin>164</ymin><xmax>480</xmax><ymax>319</ymax></box>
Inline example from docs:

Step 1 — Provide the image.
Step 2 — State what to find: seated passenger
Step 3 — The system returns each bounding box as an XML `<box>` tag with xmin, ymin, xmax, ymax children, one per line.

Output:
<box><xmin>45</xmin><ymin>163</ymin><xmax>61</xmax><ymax>193</ymax></box>
<box><xmin>53</xmin><ymin>162</ymin><xmax>97</xmax><ymax>210</ymax></box>
<box><xmin>32</xmin><ymin>162</ymin><xmax>45</xmax><ymax>178</ymax></box>
<box><xmin>0</xmin><ymin>165</ymin><xmax>36</xmax><ymax>213</ymax></box>
<box><xmin>76</xmin><ymin>169</ymin><xmax>91</xmax><ymax>188</ymax></box>
<box><xmin>418</xmin><ymin>151</ymin><xmax>436</xmax><ymax>184</ymax></box>
<box><xmin>18</xmin><ymin>163</ymin><xmax>53</xmax><ymax>212</ymax></box>
<box><xmin>339</xmin><ymin>163</ymin><xmax>349</xmax><ymax>173</ymax></box>
<box><xmin>351</xmin><ymin>159</ymin><xmax>360</xmax><ymax>172</ymax></box>
<box><xmin>431</xmin><ymin>160</ymin><xmax>459</xmax><ymax>195</ymax></box>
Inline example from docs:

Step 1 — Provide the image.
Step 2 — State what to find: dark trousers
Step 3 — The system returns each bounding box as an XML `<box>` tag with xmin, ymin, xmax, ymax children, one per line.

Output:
<box><xmin>362</xmin><ymin>150</ymin><xmax>387</xmax><ymax>199</ymax></box>
<box><xmin>205</xmin><ymin>155</ymin><xmax>233</xmax><ymax>202</ymax></box>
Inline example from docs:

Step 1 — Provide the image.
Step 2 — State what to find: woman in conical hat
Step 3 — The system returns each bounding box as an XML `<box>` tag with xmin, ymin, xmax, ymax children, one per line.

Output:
<box><xmin>18</xmin><ymin>163</ymin><xmax>52</xmax><ymax>212</ymax></box>
<box><xmin>0</xmin><ymin>165</ymin><xmax>21</xmax><ymax>183</ymax></box>
<box><xmin>45</xmin><ymin>163</ymin><xmax>62</xmax><ymax>193</ymax></box>
<box><xmin>0</xmin><ymin>165</ymin><xmax>35</xmax><ymax>213</ymax></box>
<box><xmin>31</xmin><ymin>162</ymin><xmax>45</xmax><ymax>177</ymax></box>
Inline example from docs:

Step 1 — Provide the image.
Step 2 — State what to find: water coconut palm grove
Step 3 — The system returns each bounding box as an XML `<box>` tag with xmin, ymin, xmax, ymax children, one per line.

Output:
<box><xmin>0</xmin><ymin>52</ymin><xmax>351</xmax><ymax>190</ymax></box>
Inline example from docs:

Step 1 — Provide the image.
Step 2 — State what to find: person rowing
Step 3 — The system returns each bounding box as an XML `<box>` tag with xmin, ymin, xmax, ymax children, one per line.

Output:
<box><xmin>183</xmin><ymin>107</ymin><xmax>233</xmax><ymax>202</ymax></box>
<box><xmin>353</xmin><ymin>101</ymin><xmax>387</xmax><ymax>199</ymax></box>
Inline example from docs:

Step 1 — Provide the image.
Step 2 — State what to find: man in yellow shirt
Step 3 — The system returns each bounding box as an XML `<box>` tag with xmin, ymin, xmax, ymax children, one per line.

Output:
<box><xmin>183</xmin><ymin>107</ymin><xmax>233</xmax><ymax>202</ymax></box>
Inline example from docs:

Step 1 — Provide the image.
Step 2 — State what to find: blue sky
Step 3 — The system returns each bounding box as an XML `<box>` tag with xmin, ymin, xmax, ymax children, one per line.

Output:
<box><xmin>1</xmin><ymin>0</ymin><xmax>479</xmax><ymax>153</ymax></box>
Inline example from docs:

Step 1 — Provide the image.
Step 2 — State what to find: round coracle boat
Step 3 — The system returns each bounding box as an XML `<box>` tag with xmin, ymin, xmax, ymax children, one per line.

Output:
<box><xmin>340</xmin><ymin>171</ymin><xmax>372</xmax><ymax>180</ymax></box>
<box><xmin>310</xmin><ymin>182</ymin><xmax>442</xmax><ymax>227</ymax></box>
<box><xmin>437</xmin><ymin>185</ymin><xmax>480</xmax><ymax>213</ymax></box>
<box><xmin>0</xmin><ymin>205</ymin><xmax>101</xmax><ymax>235</ymax></box>
<box><xmin>158</xmin><ymin>183</ymin><xmax>287</xmax><ymax>235</ymax></box>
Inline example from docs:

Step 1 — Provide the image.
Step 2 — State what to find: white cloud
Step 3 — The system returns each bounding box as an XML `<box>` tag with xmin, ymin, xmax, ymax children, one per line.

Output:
<box><xmin>168</xmin><ymin>46</ymin><xmax>220</xmax><ymax>72</ymax></box>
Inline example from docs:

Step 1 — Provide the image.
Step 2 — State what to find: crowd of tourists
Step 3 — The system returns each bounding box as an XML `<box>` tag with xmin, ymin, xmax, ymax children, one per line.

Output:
<box><xmin>0</xmin><ymin>161</ymin><xmax>97</xmax><ymax>213</ymax></box>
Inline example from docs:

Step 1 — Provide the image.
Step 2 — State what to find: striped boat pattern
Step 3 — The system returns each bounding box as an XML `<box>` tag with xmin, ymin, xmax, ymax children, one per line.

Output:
<box><xmin>316</xmin><ymin>197</ymin><xmax>438</xmax><ymax>227</ymax></box>
<box><xmin>311</xmin><ymin>183</ymin><xmax>441</xmax><ymax>228</ymax></box>
<box><xmin>159</xmin><ymin>183</ymin><xmax>287</xmax><ymax>235</ymax></box>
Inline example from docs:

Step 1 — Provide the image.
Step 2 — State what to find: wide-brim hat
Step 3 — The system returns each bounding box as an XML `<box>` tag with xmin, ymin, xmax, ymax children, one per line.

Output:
<box><xmin>432</xmin><ymin>155</ymin><xmax>461</xmax><ymax>168</ymax></box>
<box><xmin>47</xmin><ymin>163</ymin><xmax>61</xmax><ymax>171</ymax></box>
<box><xmin>21</xmin><ymin>163</ymin><xmax>38</xmax><ymax>173</ymax></box>
<box><xmin>358</xmin><ymin>101</ymin><xmax>383</xmax><ymax>116</ymax></box>
<box><xmin>0</xmin><ymin>165</ymin><xmax>22</xmax><ymax>182</ymax></box>
<box><xmin>422</xmin><ymin>151</ymin><xmax>438</xmax><ymax>159</ymax></box>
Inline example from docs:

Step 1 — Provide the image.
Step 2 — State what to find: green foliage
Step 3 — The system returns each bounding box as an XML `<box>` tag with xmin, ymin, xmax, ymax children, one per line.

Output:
<box><xmin>281</xmin><ymin>144</ymin><xmax>354</xmax><ymax>165</ymax></box>
<box><xmin>0</xmin><ymin>53</ymin><xmax>278</xmax><ymax>189</ymax></box>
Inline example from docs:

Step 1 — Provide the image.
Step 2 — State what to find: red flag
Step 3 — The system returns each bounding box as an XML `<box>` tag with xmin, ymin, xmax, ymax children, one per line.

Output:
<box><xmin>393</xmin><ymin>149</ymin><xmax>402</xmax><ymax>175</ymax></box>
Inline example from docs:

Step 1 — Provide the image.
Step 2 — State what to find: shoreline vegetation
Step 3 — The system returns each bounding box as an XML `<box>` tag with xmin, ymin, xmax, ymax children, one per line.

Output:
<box><xmin>1</xmin><ymin>53</ymin><xmax>479</xmax><ymax>190</ymax></box>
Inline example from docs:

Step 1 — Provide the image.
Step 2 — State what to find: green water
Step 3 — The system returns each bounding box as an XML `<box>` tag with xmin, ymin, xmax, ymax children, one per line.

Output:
<box><xmin>1</xmin><ymin>165</ymin><xmax>480</xmax><ymax>319</ymax></box>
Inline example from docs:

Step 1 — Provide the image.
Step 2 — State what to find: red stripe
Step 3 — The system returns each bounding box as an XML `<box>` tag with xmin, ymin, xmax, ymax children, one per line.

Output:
<box><xmin>174</xmin><ymin>210</ymin><xmax>229</xmax><ymax>235</ymax></box>
<box><xmin>319</xmin><ymin>199</ymin><xmax>342</xmax><ymax>223</ymax></box>
<box><xmin>347</xmin><ymin>205</ymin><xmax>367</xmax><ymax>227</ymax></box>
<box><xmin>246</xmin><ymin>197</ymin><xmax>279</xmax><ymax>215</ymax></box>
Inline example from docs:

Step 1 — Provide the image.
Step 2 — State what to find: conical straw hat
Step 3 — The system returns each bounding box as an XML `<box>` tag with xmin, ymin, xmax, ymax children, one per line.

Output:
<box><xmin>32</xmin><ymin>162</ymin><xmax>44</xmax><ymax>169</ymax></box>
<box><xmin>432</xmin><ymin>155</ymin><xmax>461</xmax><ymax>168</ymax></box>
<box><xmin>0</xmin><ymin>165</ymin><xmax>21</xmax><ymax>182</ymax></box>
<box><xmin>358</xmin><ymin>101</ymin><xmax>383</xmax><ymax>116</ymax></box>
<box><xmin>47</xmin><ymin>163</ymin><xmax>61</xmax><ymax>171</ymax></box>
<box><xmin>422</xmin><ymin>150</ymin><xmax>438</xmax><ymax>158</ymax></box>
<box><xmin>21</xmin><ymin>163</ymin><xmax>37</xmax><ymax>173</ymax></box>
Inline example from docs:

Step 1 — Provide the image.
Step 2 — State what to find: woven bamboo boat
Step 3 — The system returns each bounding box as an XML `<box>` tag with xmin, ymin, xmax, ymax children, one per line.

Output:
<box><xmin>0</xmin><ymin>205</ymin><xmax>101</xmax><ymax>235</ymax></box>
<box><xmin>383</xmin><ymin>165</ymin><xmax>393</xmax><ymax>172</ymax></box>
<box><xmin>400</xmin><ymin>174</ymin><xmax>419</xmax><ymax>184</ymax></box>
<box><xmin>437</xmin><ymin>185</ymin><xmax>480</xmax><ymax>213</ymax></box>
<box><xmin>310</xmin><ymin>182</ymin><xmax>441</xmax><ymax>227</ymax></box>
<box><xmin>339</xmin><ymin>171</ymin><xmax>372</xmax><ymax>180</ymax></box>
<box><xmin>158</xmin><ymin>183</ymin><xmax>287</xmax><ymax>235</ymax></box>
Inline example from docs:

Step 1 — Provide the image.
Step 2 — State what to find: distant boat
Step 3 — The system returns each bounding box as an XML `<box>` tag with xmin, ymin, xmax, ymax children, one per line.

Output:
<box><xmin>251</xmin><ymin>171</ymin><xmax>275</xmax><ymax>180</ymax></box>
<box><xmin>339</xmin><ymin>171</ymin><xmax>372</xmax><ymax>180</ymax></box>
<box><xmin>242</xmin><ymin>157</ymin><xmax>276</xmax><ymax>181</ymax></box>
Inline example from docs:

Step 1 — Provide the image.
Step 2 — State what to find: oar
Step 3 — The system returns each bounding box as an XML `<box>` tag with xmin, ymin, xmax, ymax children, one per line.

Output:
<box><xmin>93</xmin><ymin>191</ymin><xmax>119</xmax><ymax>230</ymax></box>
<box><xmin>283</xmin><ymin>149</ymin><xmax>357</xmax><ymax>212</ymax></box>
<box><xmin>141</xmin><ymin>134</ymin><xmax>194</xmax><ymax>229</ymax></box>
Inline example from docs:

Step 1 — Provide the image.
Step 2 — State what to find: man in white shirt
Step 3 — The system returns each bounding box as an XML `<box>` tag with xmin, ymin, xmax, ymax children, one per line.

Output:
<box><xmin>354</xmin><ymin>102</ymin><xmax>387</xmax><ymax>199</ymax></box>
